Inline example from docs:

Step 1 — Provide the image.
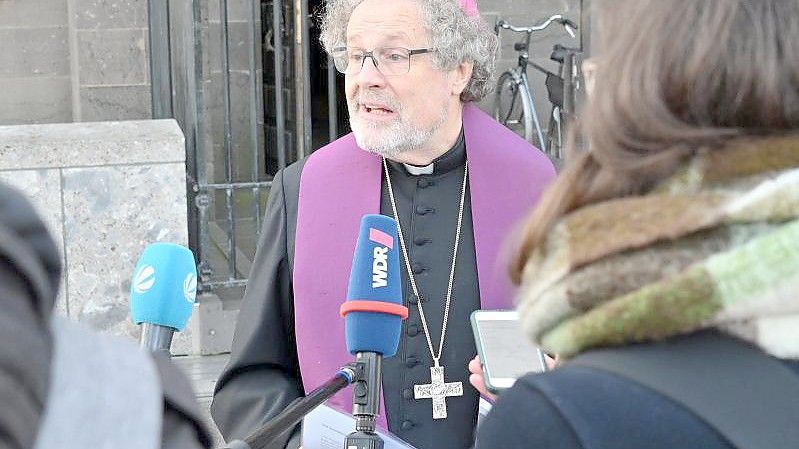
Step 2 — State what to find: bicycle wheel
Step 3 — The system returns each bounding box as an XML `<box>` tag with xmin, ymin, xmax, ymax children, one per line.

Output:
<box><xmin>494</xmin><ymin>71</ymin><xmax>535</xmax><ymax>144</ymax></box>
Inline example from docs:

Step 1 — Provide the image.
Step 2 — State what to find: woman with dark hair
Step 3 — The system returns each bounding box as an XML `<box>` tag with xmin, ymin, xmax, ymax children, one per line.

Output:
<box><xmin>474</xmin><ymin>0</ymin><xmax>799</xmax><ymax>448</ymax></box>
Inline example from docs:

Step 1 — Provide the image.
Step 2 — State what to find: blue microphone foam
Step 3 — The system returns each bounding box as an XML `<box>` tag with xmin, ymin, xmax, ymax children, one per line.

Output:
<box><xmin>344</xmin><ymin>214</ymin><xmax>404</xmax><ymax>357</ymax></box>
<box><xmin>130</xmin><ymin>243</ymin><xmax>197</xmax><ymax>331</ymax></box>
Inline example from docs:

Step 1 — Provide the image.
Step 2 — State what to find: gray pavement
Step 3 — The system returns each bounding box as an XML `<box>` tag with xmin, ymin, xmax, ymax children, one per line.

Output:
<box><xmin>172</xmin><ymin>354</ymin><xmax>229</xmax><ymax>448</ymax></box>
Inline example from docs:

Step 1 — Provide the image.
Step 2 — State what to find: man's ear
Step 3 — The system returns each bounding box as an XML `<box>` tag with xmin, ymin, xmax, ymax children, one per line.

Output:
<box><xmin>451</xmin><ymin>60</ymin><xmax>474</xmax><ymax>96</ymax></box>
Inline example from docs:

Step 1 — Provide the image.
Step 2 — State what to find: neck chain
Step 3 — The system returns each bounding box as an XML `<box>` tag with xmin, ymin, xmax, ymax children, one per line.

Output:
<box><xmin>382</xmin><ymin>157</ymin><xmax>469</xmax><ymax>420</ymax></box>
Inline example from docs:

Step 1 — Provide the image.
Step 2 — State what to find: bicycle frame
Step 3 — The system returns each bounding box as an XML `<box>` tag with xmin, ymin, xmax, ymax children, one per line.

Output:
<box><xmin>511</xmin><ymin>53</ymin><xmax>546</xmax><ymax>149</ymax></box>
<box><xmin>494</xmin><ymin>15</ymin><xmax>579</xmax><ymax>158</ymax></box>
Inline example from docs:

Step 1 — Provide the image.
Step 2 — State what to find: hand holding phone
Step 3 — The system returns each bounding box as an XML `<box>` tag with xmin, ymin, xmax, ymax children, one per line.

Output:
<box><xmin>468</xmin><ymin>355</ymin><xmax>497</xmax><ymax>401</ymax></box>
<box><xmin>470</xmin><ymin>310</ymin><xmax>548</xmax><ymax>394</ymax></box>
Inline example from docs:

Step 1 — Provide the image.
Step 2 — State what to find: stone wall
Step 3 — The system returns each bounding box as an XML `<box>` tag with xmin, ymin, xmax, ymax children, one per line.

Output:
<box><xmin>0</xmin><ymin>119</ymin><xmax>194</xmax><ymax>353</ymax></box>
<box><xmin>0</xmin><ymin>0</ymin><xmax>151</xmax><ymax>125</ymax></box>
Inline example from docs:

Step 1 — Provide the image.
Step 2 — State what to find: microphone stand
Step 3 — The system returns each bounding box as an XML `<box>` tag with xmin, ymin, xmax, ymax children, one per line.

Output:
<box><xmin>231</xmin><ymin>354</ymin><xmax>386</xmax><ymax>449</ymax></box>
<box><xmin>241</xmin><ymin>364</ymin><xmax>360</xmax><ymax>449</ymax></box>
<box><xmin>139</xmin><ymin>323</ymin><xmax>175</xmax><ymax>357</ymax></box>
<box><xmin>345</xmin><ymin>352</ymin><xmax>384</xmax><ymax>449</ymax></box>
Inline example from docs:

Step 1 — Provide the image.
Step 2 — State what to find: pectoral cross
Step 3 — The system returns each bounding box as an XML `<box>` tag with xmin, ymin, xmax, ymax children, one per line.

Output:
<box><xmin>414</xmin><ymin>365</ymin><xmax>463</xmax><ymax>419</ymax></box>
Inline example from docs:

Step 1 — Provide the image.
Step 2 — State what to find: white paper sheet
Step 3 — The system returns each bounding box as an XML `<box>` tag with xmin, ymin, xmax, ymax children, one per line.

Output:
<box><xmin>301</xmin><ymin>405</ymin><xmax>417</xmax><ymax>449</ymax></box>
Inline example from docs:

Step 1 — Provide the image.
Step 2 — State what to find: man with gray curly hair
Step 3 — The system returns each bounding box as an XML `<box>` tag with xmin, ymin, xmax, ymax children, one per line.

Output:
<box><xmin>212</xmin><ymin>1</ymin><xmax>555</xmax><ymax>448</ymax></box>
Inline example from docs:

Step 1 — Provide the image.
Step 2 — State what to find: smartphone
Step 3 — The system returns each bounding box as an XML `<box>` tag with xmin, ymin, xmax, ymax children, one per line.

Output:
<box><xmin>470</xmin><ymin>310</ymin><xmax>548</xmax><ymax>394</ymax></box>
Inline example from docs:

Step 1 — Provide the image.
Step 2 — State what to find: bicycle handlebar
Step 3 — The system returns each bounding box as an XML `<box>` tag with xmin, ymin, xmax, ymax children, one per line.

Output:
<box><xmin>495</xmin><ymin>15</ymin><xmax>578</xmax><ymax>37</ymax></box>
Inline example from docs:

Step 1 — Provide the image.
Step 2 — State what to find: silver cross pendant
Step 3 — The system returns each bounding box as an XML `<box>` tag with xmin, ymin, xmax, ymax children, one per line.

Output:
<box><xmin>413</xmin><ymin>365</ymin><xmax>463</xmax><ymax>419</ymax></box>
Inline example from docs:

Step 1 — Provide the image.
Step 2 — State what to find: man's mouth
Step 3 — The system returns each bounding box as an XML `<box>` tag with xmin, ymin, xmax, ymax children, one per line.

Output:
<box><xmin>362</xmin><ymin>103</ymin><xmax>395</xmax><ymax>115</ymax></box>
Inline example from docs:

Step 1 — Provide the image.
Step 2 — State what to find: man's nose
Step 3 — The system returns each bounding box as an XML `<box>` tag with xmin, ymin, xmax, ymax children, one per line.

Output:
<box><xmin>355</xmin><ymin>55</ymin><xmax>386</xmax><ymax>88</ymax></box>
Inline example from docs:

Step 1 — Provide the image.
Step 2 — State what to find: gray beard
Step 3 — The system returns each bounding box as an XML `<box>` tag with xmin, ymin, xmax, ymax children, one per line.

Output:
<box><xmin>349</xmin><ymin>108</ymin><xmax>448</xmax><ymax>159</ymax></box>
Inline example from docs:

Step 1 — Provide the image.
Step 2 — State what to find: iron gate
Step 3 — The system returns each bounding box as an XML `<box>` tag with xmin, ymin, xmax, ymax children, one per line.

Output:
<box><xmin>149</xmin><ymin>0</ymin><xmax>346</xmax><ymax>301</ymax></box>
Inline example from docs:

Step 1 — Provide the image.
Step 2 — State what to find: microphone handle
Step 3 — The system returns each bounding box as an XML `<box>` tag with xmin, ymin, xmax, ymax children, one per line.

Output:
<box><xmin>245</xmin><ymin>372</ymin><xmax>351</xmax><ymax>449</ymax></box>
<box><xmin>352</xmin><ymin>352</ymin><xmax>382</xmax><ymax>432</ymax></box>
<box><xmin>140</xmin><ymin>323</ymin><xmax>174</xmax><ymax>356</ymax></box>
<box><xmin>346</xmin><ymin>352</ymin><xmax>384</xmax><ymax>449</ymax></box>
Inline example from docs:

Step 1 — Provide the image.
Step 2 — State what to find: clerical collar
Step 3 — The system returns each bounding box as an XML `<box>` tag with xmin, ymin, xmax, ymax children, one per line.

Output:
<box><xmin>387</xmin><ymin>128</ymin><xmax>466</xmax><ymax>176</ymax></box>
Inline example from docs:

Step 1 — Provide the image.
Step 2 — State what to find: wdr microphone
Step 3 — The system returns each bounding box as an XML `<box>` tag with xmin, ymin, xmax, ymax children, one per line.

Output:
<box><xmin>238</xmin><ymin>215</ymin><xmax>407</xmax><ymax>449</ymax></box>
<box><xmin>341</xmin><ymin>214</ymin><xmax>407</xmax><ymax>356</ymax></box>
<box><xmin>340</xmin><ymin>214</ymin><xmax>408</xmax><ymax>448</ymax></box>
<box><xmin>130</xmin><ymin>242</ymin><xmax>197</xmax><ymax>355</ymax></box>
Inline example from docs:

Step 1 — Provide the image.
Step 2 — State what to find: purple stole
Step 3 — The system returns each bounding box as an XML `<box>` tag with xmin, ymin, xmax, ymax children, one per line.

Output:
<box><xmin>293</xmin><ymin>104</ymin><xmax>555</xmax><ymax>430</ymax></box>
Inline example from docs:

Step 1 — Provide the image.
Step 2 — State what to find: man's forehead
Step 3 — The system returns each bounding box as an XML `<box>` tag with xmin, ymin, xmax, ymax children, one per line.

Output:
<box><xmin>346</xmin><ymin>30</ymin><xmax>417</xmax><ymax>46</ymax></box>
<box><xmin>346</xmin><ymin>0</ymin><xmax>426</xmax><ymax>45</ymax></box>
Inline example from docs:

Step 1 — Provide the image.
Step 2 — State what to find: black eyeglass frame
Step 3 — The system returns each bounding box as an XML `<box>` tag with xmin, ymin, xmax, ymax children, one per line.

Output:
<box><xmin>331</xmin><ymin>46</ymin><xmax>434</xmax><ymax>75</ymax></box>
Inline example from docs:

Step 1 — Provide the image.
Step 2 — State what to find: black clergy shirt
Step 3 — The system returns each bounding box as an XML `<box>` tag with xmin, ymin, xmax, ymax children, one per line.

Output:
<box><xmin>211</xmin><ymin>130</ymin><xmax>482</xmax><ymax>449</ymax></box>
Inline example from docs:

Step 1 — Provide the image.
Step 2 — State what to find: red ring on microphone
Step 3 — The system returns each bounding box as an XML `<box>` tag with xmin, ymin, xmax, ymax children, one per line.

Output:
<box><xmin>340</xmin><ymin>300</ymin><xmax>409</xmax><ymax>320</ymax></box>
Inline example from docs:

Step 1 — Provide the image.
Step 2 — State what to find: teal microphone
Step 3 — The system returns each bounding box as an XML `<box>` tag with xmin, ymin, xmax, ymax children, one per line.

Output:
<box><xmin>130</xmin><ymin>243</ymin><xmax>197</xmax><ymax>355</ymax></box>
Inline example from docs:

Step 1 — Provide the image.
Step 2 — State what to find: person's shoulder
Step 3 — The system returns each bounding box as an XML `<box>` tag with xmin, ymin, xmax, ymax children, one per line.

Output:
<box><xmin>279</xmin><ymin>132</ymin><xmax>356</xmax><ymax>188</ymax></box>
<box><xmin>281</xmin><ymin>133</ymin><xmax>363</xmax><ymax>196</ymax></box>
<box><xmin>478</xmin><ymin>368</ymin><xmax>638</xmax><ymax>449</ymax></box>
<box><xmin>463</xmin><ymin>105</ymin><xmax>556</xmax><ymax>179</ymax></box>
<box><xmin>509</xmin><ymin>364</ymin><xmax>738</xmax><ymax>449</ymax></box>
<box><xmin>477</xmin><ymin>371</ymin><xmax>583</xmax><ymax>449</ymax></box>
<box><xmin>280</xmin><ymin>157</ymin><xmax>308</xmax><ymax>193</ymax></box>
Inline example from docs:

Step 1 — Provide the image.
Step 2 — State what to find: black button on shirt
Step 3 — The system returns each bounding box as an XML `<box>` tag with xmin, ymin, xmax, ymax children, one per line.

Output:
<box><xmin>401</xmin><ymin>420</ymin><xmax>414</xmax><ymax>430</ymax></box>
<box><xmin>379</xmin><ymin>127</ymin><xmax>482</xmax><ymax>449</ymax></box>
<box><xmin>407</xmin><ymin>324</ymin><xmax>420</xmax><ymax>337</ymax></box>
<box><xmin>406</xmin><ymin>356</ymin><xmax>419</xmax><ymax>368</ymax></box>
<box><xmin>415</xmin><ymin>205</ymin><xmax>434</xmax><ymax>215</ymax></box>
<box><xmin>411</xmin><ymin>263</ymin><xmax>424</xmax><ymax>275</ymax></box>
<box><xmin>417</xmin><ymin>178</ymin><xmax>433</xmax><ymax>188</ymax></box>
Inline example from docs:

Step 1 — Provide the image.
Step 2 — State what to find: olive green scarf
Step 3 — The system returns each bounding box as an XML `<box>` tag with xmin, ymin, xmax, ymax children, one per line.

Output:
<box><xmin>518</xmin><ymin>136</ymin><xmax>799</xmax><ymax>359</ymax></box>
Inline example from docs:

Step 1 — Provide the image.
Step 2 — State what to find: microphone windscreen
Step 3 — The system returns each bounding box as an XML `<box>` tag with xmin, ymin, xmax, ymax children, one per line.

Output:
<box><xmin>343</xmin><ymin>214</ymin><xmax>404</xmax><ymax>357</ymax></box>
<box><xmin>130</xmin><ymin>243</ymin><xmax>197</xmax><ymax>331</ymax></box>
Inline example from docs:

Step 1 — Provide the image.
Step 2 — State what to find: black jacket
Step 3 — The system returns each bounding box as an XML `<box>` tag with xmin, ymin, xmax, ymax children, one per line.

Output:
<box><xmin>475</xmin><ymin>341</ymin><xmax>799</xmax><ymax>449</ymax></box>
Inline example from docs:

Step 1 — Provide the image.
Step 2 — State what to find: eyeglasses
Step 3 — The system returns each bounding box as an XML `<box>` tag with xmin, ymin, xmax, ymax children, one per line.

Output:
<box><xmin>331</xmin><ymin>46</ymin><xmax>434</xmax><ymax>76</ymax></box>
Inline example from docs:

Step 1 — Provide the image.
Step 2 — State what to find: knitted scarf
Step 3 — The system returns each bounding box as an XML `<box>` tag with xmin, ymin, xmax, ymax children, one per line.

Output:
<box><xmin>517</xmin><ymin>136</ymin><xmax>799</xmax><ymax>359</ymax></box>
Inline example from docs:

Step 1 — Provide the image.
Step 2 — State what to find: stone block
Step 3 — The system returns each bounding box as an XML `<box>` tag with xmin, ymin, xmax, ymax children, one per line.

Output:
<box><xmin>0</xmin><ymin>119</ymin><xmax>184</xmax><ymax>170</ymax></box>
<box><xmin>0</xmin><ymin>0</ymin><xmax>69</xmax><ymax>27</ymax></box>
<box><xmin>74</xmin><ymin>0</ymin><xmax>148</xmax><ymax>29</ymax></box>
<box><xmin>0</xmin><ymin>76</ymin><xmax>72</xmax><ymax>125</ymax></box>
<box><xmin>77</xmin><ymin>29</ymin><xmax>148</xmax><ymax>85</ymax></box>
<box><xmin>0</xmin><ymin>27</ymin><xmax>70</xmax><ymax>77</ymax></box>
<box><xmin>61</xmin><ymin>162</ymin><xmax>189</xmax><ymax>341</ymax></box>
<box><xmin>80</xmin><ymin>85</ymin><xmax>153</xmax><ymax>121</ymax></box>
<box><xmin>0</xmin><ymin>119</ymin><xmax>192</xmax><ymax>352</ymax></box>
<box><xmin>0</xmin><ymin>169</ymin><xmax>68</xmax><ymax>315</ymax></box>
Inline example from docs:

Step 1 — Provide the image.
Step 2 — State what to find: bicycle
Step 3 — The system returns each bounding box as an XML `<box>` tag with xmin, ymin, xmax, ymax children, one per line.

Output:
<box><xmin>494</xmin><ymin>15</ymin><xmax>580</xmax><ymax>161</ymax></box>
